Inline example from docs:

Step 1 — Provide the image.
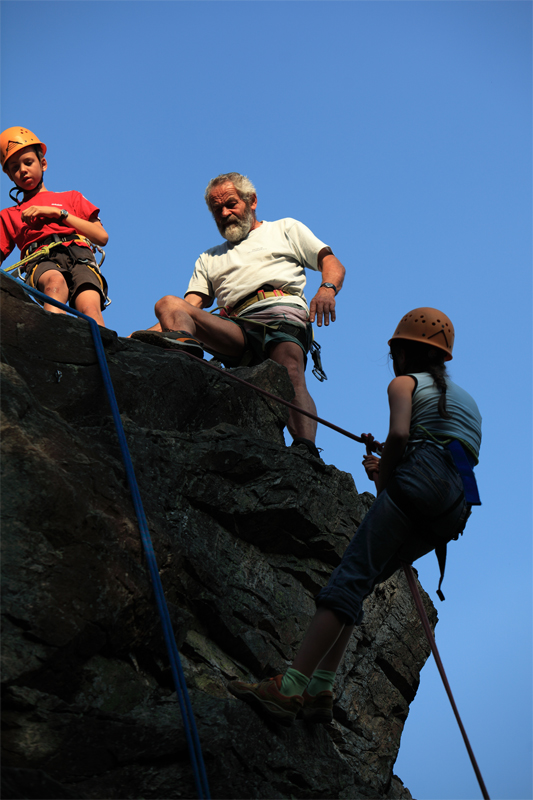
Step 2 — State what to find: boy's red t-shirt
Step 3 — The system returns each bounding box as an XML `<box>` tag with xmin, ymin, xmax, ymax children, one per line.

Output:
<box><xmin>0</xmin><ymin>190</ymin><xmax>100</xmax><ymax>260</ymax></box>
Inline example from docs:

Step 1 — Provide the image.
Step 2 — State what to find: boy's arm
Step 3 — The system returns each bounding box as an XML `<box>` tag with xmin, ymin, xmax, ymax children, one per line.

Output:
<box><xmin>0</xmin><ymin>213</ymin><xmax>14</xmax><ymax>264</ymax></box>
<box><xmin>20</xmin><ymin>206</ymin><xmax>108</xmax><ymax>246</ymax></box>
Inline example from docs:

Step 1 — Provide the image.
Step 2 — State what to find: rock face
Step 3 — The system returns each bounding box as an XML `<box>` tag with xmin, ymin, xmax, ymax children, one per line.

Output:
<box><xmin>1</xmin><ymin>273</ymin><xmax>437</xmax><ymax>800</ymax></box>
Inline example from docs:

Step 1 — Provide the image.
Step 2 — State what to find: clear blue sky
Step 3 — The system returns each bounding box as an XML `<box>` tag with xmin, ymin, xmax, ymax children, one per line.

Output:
<box><xmin>2</xmin><ymin>3</ymin><xmax>531</xmax><ymax>799</ymax></box>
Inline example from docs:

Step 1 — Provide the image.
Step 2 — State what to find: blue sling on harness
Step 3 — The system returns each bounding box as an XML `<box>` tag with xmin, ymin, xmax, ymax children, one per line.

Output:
<box><xmin>446</xmin><ymin>439</ymin><xmax>481</xmax><ymax>506</ymax></box>
<box><xmin>433</xmin><ymin>440</ymin><xmax>481</xmax><ymax>600</ymax></box>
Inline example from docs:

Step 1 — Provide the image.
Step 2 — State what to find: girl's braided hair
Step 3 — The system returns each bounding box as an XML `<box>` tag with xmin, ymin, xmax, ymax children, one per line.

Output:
<box><xmin>390</xmin><ymin>339</ymin><xmax>452</xmax><ymax>419</ymax></box>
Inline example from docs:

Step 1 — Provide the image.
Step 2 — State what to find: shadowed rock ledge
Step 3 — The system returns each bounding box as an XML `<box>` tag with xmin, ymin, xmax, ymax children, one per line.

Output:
<box><xmin>1</xmin><ymin>273</ymin><xmax>437</xmax><ymax>799</ymax></box>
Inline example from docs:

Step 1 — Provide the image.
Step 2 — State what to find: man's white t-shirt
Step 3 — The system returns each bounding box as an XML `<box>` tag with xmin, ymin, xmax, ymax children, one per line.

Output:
<box><xmin>186</xmin><ymin>218</ymin><xmax>329</xmax><ymax>315</ymax></box>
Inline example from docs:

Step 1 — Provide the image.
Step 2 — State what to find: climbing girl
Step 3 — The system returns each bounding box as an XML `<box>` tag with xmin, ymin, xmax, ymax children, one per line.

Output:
<box><xmin>228</xmin><ymin>307</ymin><xmax>482</xmax><ymax>726</ymax></box>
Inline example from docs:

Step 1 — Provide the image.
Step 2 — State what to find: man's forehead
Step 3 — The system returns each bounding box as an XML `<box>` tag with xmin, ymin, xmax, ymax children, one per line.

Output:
<box><xmin>209</xmin><ymin>182</ymin><xmax>239</xmax><ymax>206</ymax></box>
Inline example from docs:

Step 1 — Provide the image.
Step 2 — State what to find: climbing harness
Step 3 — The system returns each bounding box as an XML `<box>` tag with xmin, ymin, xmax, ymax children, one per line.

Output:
<box><xmin>2</xmin><ymin>237</ymin><xmax>110</xmax><ymax>307</ymax></box>
<box><xmin>400</xmin><ymin>562</ymin><xmax>490</xmax><ymax>800</ymax></box>
<box><xmin>3</xmin><ymin>236</ymin><xmax>106</xmax><ymax>277</ymax></box>
<box><xmin>221</xmin><ymin>284</ymin><xmax>294</xmax><ymax>317</ymax></box>
<box><xmin>1</xmin><ymin>272</ymin><xmax>210</xmax><ymax>799</ymax></box>
<box><xmin>382</xmin><ymin>437</ymin><xmax>481</xmax><ymax>601</ymax></box>
<box><xmin>212</xmin><ymin>299</ymin><xmax>328</xmax><ymax>381</ymax></box>
<box><xmin>434</xmin><ymin>439</ymin><xmax>481</xmax><ymax>600</ymax></box>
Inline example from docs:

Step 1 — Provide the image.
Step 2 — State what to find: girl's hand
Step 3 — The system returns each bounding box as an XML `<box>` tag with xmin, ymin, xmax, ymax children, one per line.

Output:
<box><xmin>21</xmin><ymin>206</ymin><xmax>62</xmax><ymax>223</ymax></box>
<box><xmin>362</xmin><ymin>455</ymin><xmax>380</xmax><ymax>480</ymax></box>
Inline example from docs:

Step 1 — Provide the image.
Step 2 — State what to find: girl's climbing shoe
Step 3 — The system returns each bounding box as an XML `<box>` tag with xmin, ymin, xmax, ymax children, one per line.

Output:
<box><xmin>300</xmin><ymin>689</ymin><xmax>334</xmax><ymax>724</ymax></box>
<box><xmin>131</xmin><ymin>330</ymin><xmax>204</xmax><ymax>359</ymax></box>
<box><xmin>227</xmin><ymin>675</ymin><xmax>303</xmax><ymax>727</ymax></box>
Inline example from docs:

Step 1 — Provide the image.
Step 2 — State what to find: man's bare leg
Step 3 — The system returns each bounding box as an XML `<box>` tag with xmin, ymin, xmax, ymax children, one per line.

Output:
<box><xmin>137</xmin><ymin>298</ymin><xmax>316</xmax><ymax>443</ymax></box>
<box><xmin>268</xmin><ymin>340</ymin><xmax>317</xmax><ymax>442</ymax></box>
<box><xmin>154</xmin><ymin>295</ymin><xmax>246</xmax><ymax>357</ymax></box>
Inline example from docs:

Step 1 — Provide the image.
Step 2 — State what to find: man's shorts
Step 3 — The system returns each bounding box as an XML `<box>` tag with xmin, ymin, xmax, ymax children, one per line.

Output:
<box><xmin>25</xmin><ymin>244</ymin><xmax>108</xmax><ymax>310</ymax></box>
<box><xmin>220</xmin><ymin>304</ymin><xmax>312</xmax><ymax>367</ymax></box>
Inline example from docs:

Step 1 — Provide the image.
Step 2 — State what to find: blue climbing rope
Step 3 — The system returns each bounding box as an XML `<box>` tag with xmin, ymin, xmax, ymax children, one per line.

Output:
<box><xmin>2</xmin><ymin>273</ymin><xmax>210</xmax><ymax>800</ymax></box>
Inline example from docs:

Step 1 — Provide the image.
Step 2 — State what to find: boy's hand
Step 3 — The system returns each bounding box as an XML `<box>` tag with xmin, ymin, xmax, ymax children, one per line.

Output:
<box><xmin>21</xmin><ymin>206</ymin><xmax>63</xmax><ymax>223</ymax></box>
<box><xmin>362</xmin><ymin>454</ymin><xmax>380</xmax><ymax>481</ymax></box>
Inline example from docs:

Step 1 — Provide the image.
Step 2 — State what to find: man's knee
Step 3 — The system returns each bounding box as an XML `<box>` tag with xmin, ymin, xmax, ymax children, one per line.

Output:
<box><xmin>154</xmin><ymin>294</ymin><xmax>191</xmax><ymax>319</ymax></box>
<box><xmin>270</xmin><ymin>341</ymin><xmax>307</xmax><ymax>383</ymax></box>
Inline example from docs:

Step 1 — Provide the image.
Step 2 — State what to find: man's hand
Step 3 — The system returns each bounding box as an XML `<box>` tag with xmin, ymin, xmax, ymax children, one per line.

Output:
<box><xmin>310</xmin><ymin>248</ymin><xmax>346</xmax><ymax>327</ymax></box>
<box><xmin>21</xmin><ymin>206</ymin><xmax>62</xmax><ymax>224</ymax></box>
<box><xmin>309</xmin><ymin>286</ymin><xmax>337</xmax><ymax>327</ymax></box>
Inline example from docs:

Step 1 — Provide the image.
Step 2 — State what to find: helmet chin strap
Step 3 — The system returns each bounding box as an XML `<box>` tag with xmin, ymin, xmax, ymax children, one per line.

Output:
<box><xmin>8</xmin><ymin>172</ymin><xmax>44</xmax><ymax>205</ymax></box>
<box><xmin>9</xmin><ymin>185</ymin><xmax>25</xmax><ymax>204</ymax></box>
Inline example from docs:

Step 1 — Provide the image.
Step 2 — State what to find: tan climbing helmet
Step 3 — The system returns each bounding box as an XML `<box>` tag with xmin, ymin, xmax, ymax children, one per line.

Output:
<box><xmin>0</xmin><ymin>127</ymin><xmax>47</xmax><ymax>172</ymax></box>
<box><xmin>388</xmin><ymin>307</ymin><xmax>455</xmax><ymax>361</ymax></box>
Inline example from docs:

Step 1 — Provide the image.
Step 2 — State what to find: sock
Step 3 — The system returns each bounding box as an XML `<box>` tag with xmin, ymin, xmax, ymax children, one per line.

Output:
<box><xmin>306</xmin><ymin>669</ymin><xmax>336</xmax><ymax>696</ymax></box>
<box><xmin>280</xmin><ymin>667</ymin><xmax>310</xmax><ymax>697</ymax></box>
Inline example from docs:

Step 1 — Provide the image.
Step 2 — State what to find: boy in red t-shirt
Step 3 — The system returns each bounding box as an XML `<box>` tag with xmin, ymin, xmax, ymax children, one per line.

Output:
<box><xmin>0</xmin><ymin>127</ymin><xmax>109</xmax><ymax>326</ymax></box>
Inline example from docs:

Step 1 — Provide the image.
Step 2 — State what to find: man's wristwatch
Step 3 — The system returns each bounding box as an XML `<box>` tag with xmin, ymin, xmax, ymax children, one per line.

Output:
<box><xmin>59</xmin><ymin>209</ymin><xmax>69</xmax><ymax>223</ymax></box>
<box><xmin>319</xmin><ymin>282</ymin><xmax>338</xmax><ymax>295</ymax></box>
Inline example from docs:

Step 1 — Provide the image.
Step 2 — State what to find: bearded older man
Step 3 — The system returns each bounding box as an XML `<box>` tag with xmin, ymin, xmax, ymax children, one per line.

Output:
<box><xmin>132</xmin><ymin>172</ymin><xmax>345</xmax><ymax>457</ymax></box>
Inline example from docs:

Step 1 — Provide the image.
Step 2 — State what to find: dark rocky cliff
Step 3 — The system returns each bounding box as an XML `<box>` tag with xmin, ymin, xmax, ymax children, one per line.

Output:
<box><xmin>1</xmin><ymin>273</ymin><xmax>437</xmax><ymax>800</ymax></box>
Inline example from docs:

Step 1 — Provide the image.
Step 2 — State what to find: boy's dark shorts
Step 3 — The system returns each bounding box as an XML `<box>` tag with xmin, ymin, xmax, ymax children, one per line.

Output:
<box><xmin>26</xmin><ymin>244</ymin><xmax>108</xmax><ymax>310</ymax></box>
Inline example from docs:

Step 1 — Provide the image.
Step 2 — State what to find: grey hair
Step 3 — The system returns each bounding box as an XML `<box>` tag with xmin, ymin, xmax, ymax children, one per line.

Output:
<box><xmin>204</xmin><ymin>172</ymin><xmax>257</xmax><ymax>209</ymax></box>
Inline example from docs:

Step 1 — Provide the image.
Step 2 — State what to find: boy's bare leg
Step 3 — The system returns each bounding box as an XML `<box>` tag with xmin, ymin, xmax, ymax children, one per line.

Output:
<box><xmin>74</xmin><ymin>288</ymin><xmax>105</xmax><ymax>327</ymax></box>
<box><xmin>37</xmin><ymin>270</ymin><xmax>69</xmax><ymax>314</ymax></box>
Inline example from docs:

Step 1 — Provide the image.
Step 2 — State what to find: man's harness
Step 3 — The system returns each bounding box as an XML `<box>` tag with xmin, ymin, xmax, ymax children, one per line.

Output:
<box><xmin>213</xmin><ymin>284</ymin><xmax>327</xmax><ymax>381</ymax></box>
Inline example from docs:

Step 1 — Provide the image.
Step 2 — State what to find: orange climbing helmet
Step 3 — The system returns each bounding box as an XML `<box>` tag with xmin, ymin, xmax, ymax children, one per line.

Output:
<box><xmin>388</xmin><ymin>307</ymin><xmax>455</xmax><ymax>361</ymax></box>
<box><xmin>0</xmin><ymin>127</ymin><xmax>47</xmax><ymax>172</ymax></box>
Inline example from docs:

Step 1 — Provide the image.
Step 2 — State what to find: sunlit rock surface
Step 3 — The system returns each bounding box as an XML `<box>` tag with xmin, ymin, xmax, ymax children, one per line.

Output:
<box><xmin>1</xmin><ymin>273</ymin><xmax>436</xmax><ymax>799</ymax></box>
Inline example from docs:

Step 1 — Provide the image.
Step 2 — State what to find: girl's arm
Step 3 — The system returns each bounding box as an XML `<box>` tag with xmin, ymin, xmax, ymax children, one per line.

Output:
<box><xmin>20</xmin><ymin>206</ymin><xmax>109</xmax><ymax>246</ymax></box>
<box><xmin>364</xmin><ymin>375</ymin><xmax>415</xmax><ymax>495</ymax></box>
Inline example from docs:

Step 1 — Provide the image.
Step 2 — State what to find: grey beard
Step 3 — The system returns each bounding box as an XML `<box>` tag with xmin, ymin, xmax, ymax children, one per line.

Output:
<box><xmin>218</xmin><ymin>207</ymin><xmax>254</xmax><ymax>243</ymax></box>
